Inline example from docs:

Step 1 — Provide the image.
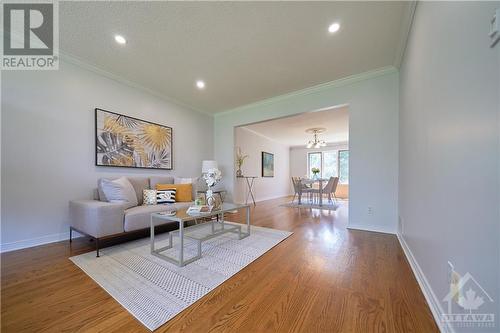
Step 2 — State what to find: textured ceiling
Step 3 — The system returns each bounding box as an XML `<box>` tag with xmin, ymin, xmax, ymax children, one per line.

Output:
<box><xmin>242</xmin><ymin>106</ymin><xmax>349</xmax><ymax>147</ymax></box>
<box><xmin>60</xmin><ymin>2</ymin><xmax>411</xmax><ymax>114</ymax></box>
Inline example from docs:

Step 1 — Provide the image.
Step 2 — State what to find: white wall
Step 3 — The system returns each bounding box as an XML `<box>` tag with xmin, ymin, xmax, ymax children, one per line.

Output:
<box><xmin>1</xmin><ymin>60</ymin><xmax>214</xmax><ymax>251</ymax></box>
<box><xmin>215</xmin><ymin>68</ymin><xmax>399</xmax><ymax>234</ymax></box>
<box><xmin>234</xmin><ymin>127</ymin><xmax>291</xmax><ymax>203</ymax></box>
<box><xmin>399</xmin><ymin>2</ymin><xmax>500</xmax><ymax>331</ymax></box>
<box><xmin>289</xmin><ymin>142</ymin><xmax>349</xmax><ymax>178</ymax></box>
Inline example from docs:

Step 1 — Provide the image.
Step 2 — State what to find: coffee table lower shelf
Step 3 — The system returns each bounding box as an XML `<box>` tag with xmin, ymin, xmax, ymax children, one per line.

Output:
<box><xmin>150</xmin><ymin>203</ymin><xmax>251</xmax><ymax>267</ymax></box>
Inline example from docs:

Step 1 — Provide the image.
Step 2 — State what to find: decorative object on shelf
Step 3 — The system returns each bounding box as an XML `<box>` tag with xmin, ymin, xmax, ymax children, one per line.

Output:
<box><xmin>197</xmin><ymin>189</ymin><xmax>226</xmax><ymax>205</ymax></box>
<box><xmin>305</xmin><ymin>128</ymin><xmax>327</xmax><ymax>149</ymax></box>
<box><xmin>186</xmin><ymin>205</ymin><xmax>213</xmax><ymax>215</ymax></box>
<box><xmin>261</xmin><ymin>151</ymin><xmax>274</xmax><ymax>177</ymax></box>
<box><xmin>95</xmin><ymin>108</ymin><xmax>172</xmax><ymax>170</ymax></box>
<box><xmin>311</xmin><ymin>167</ymin><xmax>320</xmax><ymax>179</ymax></box>
<box><xmin>195</xmin><ymin>193</ymin><xmax>206</xmax><ymax>206</ymax></box>
<box><xmin>235</xmin><ymin>147</ymin><xmax>248</xmax><ymax>177</ymax></box>
<box><xmin>203</xmin><ymin>166</ymin><xmax>222</xmax><ymax>209</ymax></box>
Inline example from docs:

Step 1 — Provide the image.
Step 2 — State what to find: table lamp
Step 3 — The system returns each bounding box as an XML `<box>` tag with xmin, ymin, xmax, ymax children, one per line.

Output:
<box><xmin>202</xmin><ymin>160</ymin><xmax>218</xmax><ymax>173</ymax></box>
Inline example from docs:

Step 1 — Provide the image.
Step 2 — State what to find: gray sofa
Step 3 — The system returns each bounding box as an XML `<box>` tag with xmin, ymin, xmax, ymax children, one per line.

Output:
<box><xmin>69</xmin><ymin>176</ymin><xmax>207</xmax><ymax>256</ymax></box>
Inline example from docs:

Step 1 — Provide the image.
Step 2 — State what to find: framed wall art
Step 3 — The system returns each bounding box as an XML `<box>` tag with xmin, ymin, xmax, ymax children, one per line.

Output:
<box><xmin>95</xmin><ymin>108</ymin><xmax>173</xmax><ymax>170</ymax></box>
<box><xmin>261</xmin><ymin>151</ymin><xmax>274</xmax><ymax>177</ymax></box>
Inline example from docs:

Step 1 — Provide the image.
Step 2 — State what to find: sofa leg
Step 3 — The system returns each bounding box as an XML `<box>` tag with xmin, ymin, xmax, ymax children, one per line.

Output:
<box><xmin>96</xmin><ymin>238</ymin><xmax>100</xmax><ymax>257</ymax></box>
<box><xmin>69</xmin><ymin>227</ymin><xmax>73</xmax><ymax>243</ymax></box>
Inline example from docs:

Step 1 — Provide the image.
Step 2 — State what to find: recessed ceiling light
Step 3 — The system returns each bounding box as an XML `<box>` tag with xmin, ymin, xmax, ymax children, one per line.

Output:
<box><xmin>328</xmin><ymin>22</ymin><xmax>340</xmax><ymax>34</ymax></box>
<box><xmin>114</xmin><ymin>35</ymin><xmax>127</xmax><ymax>45</ymax></box>
<box><xmin>196</xmin><ymin>80</ymin><xmax>205</xmax><ymax>89</ymax></box>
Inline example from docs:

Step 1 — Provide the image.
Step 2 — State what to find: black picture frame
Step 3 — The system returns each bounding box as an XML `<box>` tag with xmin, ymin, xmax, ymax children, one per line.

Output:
<box><xmin>95</xmin><ymin>108</ymin><xmax>173</xmax><ymax>170</ymax></box>
<box><xmin>261</xmin><ymin>151</ymin><xmax>274</xmax><ymax>177</ymax></box>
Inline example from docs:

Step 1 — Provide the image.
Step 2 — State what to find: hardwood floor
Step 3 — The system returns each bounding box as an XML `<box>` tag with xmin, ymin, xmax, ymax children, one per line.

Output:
<box><xmin>1</xmin><ymin>197</ymin><xmax>438</xmax><ymax>332</ymax></box>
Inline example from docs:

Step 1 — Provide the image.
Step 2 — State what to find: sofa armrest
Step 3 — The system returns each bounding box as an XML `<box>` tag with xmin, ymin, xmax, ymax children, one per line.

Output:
<box><xmin>69</xmin><ymin>200</ymin><xmax>125</xmax><ymax>238</ymax></box>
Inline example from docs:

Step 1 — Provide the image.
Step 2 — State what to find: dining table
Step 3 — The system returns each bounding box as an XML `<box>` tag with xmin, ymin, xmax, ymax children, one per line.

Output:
<box><xmin>298</xmin><ymin>178</ymin><xmax>329</xmax><ymax>206</ymax></box>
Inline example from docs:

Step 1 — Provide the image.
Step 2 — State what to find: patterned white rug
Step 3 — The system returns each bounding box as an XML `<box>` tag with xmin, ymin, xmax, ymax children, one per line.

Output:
<box><xmin>70</xmin><ymin>222</ymin><xmax>292</xmax><ymax>331</ymax></box>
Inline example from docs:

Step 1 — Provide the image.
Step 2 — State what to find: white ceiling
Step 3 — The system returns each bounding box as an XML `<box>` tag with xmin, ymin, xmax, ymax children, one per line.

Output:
<box><xmin>242</xmin><ymin>106</ymin><xmax>349</xmax><ymax>147</ymax></box>
<box><xmin>59</xmin><ymin>2</ymin><xmax>412</xmax><ymax>114</ymax></box>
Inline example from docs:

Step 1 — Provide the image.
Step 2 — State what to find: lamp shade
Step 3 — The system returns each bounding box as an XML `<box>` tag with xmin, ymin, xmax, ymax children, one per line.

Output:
<box><xmin>202</xmin><ymin>160</ymin><xmax>218</xmax><ymax>173</ymax></box>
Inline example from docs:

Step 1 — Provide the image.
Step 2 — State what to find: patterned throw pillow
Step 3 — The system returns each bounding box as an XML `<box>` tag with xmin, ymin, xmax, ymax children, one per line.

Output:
<box><xmin>156</xmin><ymin>189</ymin><xmax>176</xmax><ymax>204</ymax></box>
<box><xmin>142</xmin><ymin>189</ymin><xmax>157</xmax><ymax>205</ymax></box>
<box><xmin>156</xmin><ymin>183</ymin><xmax>192</xmax><ymax>202</ymax></box>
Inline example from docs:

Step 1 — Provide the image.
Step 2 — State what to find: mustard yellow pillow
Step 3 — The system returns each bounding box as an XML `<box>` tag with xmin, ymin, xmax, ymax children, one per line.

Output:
<box><xmin>156</xmin><ymin>183</ymin><xmax>192</xmax><ymax>202</ymax></box>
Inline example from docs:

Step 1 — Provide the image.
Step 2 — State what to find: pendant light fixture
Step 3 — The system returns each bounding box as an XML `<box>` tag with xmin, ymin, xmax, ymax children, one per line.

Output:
<box><xmin>305</xmin><ymin>128</ymin><xmax>327</xmax><ymax>149</ymax></box>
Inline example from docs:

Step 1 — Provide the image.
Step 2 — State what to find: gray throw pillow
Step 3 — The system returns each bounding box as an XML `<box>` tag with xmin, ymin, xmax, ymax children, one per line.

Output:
<box><xmin>99</xmin><ymin>177</ymin><xmax>138</xmax><ymax>209</ymax></box>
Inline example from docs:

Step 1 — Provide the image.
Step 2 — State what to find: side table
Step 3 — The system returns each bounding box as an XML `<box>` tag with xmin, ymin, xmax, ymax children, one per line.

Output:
<box><xmin>237</xmin><ymin>176</ymin><xmax>257</xmax><ymax>206</ymax></box>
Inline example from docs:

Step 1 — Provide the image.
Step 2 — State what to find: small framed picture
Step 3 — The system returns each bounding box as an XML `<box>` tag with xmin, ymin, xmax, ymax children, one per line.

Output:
<box><xmin>261</xmin><ymin>151</ymin><xmax>274</xmax><ymax>177</ymax></box>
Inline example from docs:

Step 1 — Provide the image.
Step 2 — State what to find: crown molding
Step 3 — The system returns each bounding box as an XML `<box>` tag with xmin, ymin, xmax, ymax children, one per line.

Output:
<box><xmin>238</xmin><ymin>126</ymin><xmax>290</xmax><ymax>147</ymax></box>
<box><xmin>215</xmin><ymin>66</ymin><xmax>398</xmax><ymax>117</ymax></box>
<box><xmin>58</xmin><ymin>54</ymin><xmax>398</xmax><ymax>119</ymax></box>
<box><xmin>58</xmin><ymin>51</ymin><xmax>213</xmax><ymax>117</ymax></box>
<box><xmin>393</xmin><ymin>1</ymin><xmax>417</xmax><ymax>68</ymax></box>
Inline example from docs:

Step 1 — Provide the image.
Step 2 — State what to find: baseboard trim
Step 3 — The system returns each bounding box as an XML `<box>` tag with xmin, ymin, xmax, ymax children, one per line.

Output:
<box><xmin>1</xmin><ymin>231</ymin><xmax>83</xmax><ymax>253</ymax></box>
<box><xmin>235</xmin><ymin>194</ymin><xmax>293</xmax><ymax>204</ymax></box>
<box><xmin>397</xmin><ymin>232</ymin><xmax>454</xmax><ymax>333</ymax></box>
<box><xmin>254</xmin><ymin>194</ymin><xmax>293</xmax><ymax>203</ymax></box>
<box><xmin>347</xmin><ymin>224</ymin><xmax>396</xmax><ymax>235</ymax></box>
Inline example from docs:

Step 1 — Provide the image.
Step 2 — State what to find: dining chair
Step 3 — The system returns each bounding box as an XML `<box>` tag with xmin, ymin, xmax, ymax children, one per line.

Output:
<box><xmin>291</xmin><ymin>177</ymin><xmax>313</xmax><ymax>203</ymax></box>
<box><xmin>322</xmin><ymin>176</ymin><xmax>339</xmax><ymax>203</ymax></box>
<box><xmin>291</xmin><ymin>177</ymin><xmax>300</xmax><ymax>203</ymax></box>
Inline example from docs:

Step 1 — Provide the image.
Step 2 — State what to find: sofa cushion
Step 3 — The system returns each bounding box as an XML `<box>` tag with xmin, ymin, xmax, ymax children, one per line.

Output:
<box><xmin>150</xmin><ymin>176</ymin><xmax>174</xmax><ymax>190</ymax></box>
<box><xmin>127</xmin><ymin>177</ymin><xmax>150</xmax><ymax>205</ymax></box>
<box><xmin>99</xmin><ymin>177</ymin><xmax>138</xmax><ymax>209</ymax></box>
<box><xmin>124</xmin><ymin>202</ymin><xmax>193</xmax><ymax>232</ymax></box>
<box><xmin>97</xmin><ymin>177</ymin><xmax>149</xmax><ymax>205</ymax></box>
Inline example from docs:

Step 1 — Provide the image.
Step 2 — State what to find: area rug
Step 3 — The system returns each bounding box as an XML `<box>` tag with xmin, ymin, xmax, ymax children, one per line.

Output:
<box><xmin>280</xmin><ymin>200</ymin><xmax>341</xmax><ymax>210</ymax></box>
<box><xmin>70</xmin><ymin>222</ymin><xmax>292</xmax><ymax>331</ymax></box>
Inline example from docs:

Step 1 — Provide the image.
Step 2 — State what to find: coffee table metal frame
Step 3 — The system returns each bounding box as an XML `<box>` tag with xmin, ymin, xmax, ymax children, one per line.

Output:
<box><xmin>150</xmin><ymin>203</ymin><xmax>250</xmax><ymax>267</ymax></box>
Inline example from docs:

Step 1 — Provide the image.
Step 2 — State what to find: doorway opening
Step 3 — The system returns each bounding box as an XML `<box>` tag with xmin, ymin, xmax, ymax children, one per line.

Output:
<box><xmin>233</xmin><ymin>105</ymin><xmax>349</xmax><ymax>212</ymax></box>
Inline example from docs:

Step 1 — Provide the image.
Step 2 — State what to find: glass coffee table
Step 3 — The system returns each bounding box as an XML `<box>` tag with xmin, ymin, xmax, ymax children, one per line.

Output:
<box><xmin>150</xmin><ymin>203</ymin><xmax>250</xmax><ymax>267</ymax></box>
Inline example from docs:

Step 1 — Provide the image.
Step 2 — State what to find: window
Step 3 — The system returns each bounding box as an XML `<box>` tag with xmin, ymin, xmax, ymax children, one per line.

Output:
<box><xmin>308</xmin><ymin>152</ymin><xmax>322</xmax><ymax>178</ymax></box>
<box><xmin>323</xmin><ymin>151</ymin><xmax>338</xmax><ymax>179</ymax></box>
<box><xmin>307</xmin><ymin>149</ymin><xmax>349</xmax><ymax>184</ymax></box>
<box><xmin>338</xmin><ymin>150</ymin><xmax>349</xmax><ymax>184</ymax></box>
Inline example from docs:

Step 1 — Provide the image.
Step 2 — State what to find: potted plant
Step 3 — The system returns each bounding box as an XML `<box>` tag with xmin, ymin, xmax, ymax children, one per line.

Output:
<box><xmin>235</xmin><ymin>147</ymin><xmax>248</xmax><ymax>177</ymax></box>
<box><xmin>311</xmin><ymin>167</ymin><xmax>320</xmax><ymax>179</ymax></box>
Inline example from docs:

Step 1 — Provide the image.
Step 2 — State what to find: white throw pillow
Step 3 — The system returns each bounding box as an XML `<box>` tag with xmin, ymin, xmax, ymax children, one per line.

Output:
<box><xmin>99</xmin><ymin>177</ymin><xmax>138</xmax><ymax>209</ymax></box>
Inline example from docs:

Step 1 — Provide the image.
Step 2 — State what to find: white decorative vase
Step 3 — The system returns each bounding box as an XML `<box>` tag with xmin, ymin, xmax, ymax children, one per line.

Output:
<box><xmin>206</xmin><ymin>189</ymin><xmax>216</xmax><ymax>208</ymax></box>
